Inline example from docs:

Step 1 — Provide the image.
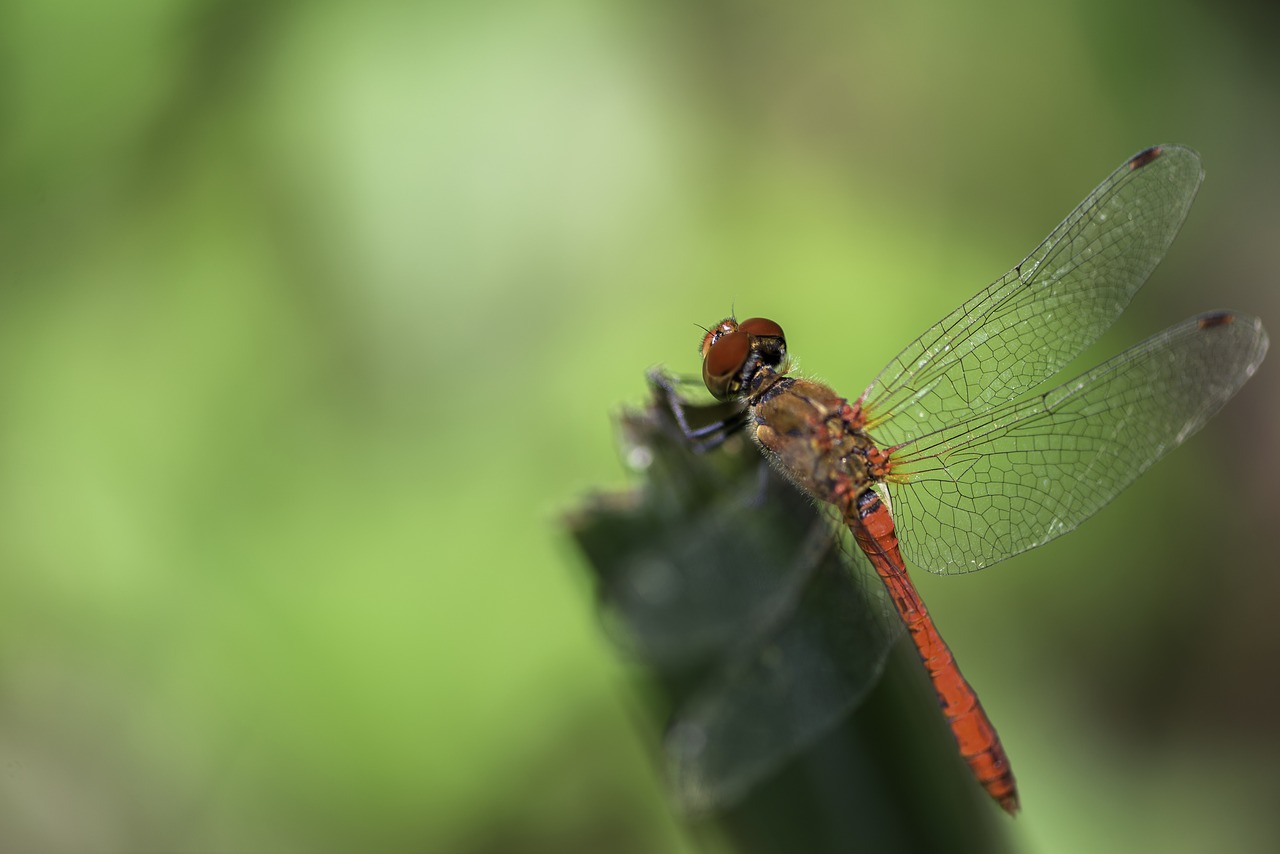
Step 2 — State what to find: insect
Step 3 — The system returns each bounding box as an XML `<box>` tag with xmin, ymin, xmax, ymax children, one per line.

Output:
<box><xmin>671</xmin><ymin>145</ymin><xmax>1268</xmax><ymax>812</ymax></box>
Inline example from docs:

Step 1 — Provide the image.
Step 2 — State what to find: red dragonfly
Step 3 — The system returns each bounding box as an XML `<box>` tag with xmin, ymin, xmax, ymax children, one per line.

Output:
<box><xmin>673</xmin><ymin>145</ymin><xmax>1267</xmax><ymax>814</ymax></box>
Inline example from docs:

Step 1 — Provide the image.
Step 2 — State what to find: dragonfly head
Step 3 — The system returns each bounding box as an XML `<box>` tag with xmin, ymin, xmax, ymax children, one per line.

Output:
<box><xmin>700</xmin><ymin>316</ymin><xmax>787</xmax><ymax>400</ymax></box>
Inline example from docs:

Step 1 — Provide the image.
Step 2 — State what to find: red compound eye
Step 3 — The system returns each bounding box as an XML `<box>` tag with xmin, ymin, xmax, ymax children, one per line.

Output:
<box><xmin>700</xmin><ymin>318</ymin><xmax>739</xmax><ymax>360</ymax></box>
<box><xmin>702</xmin><ymin>329</ymin><xmax>750</xmax><ymax>400</ymax></box>
<box><xmin>738</xmin><ymin>317</ymin><xmax>785</xmax><ymax>343</ymax></box>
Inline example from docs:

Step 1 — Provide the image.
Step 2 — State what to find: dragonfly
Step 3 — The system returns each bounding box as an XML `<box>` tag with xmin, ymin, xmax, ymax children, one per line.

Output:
<box><xmin>662</xmin><ymin>144</ymin><xmax>1268</xmax><ymax>814</ymax></box>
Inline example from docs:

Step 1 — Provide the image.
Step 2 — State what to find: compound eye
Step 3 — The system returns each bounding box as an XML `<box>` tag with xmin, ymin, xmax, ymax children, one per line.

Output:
<box><xmin>738</xmin><ymin>317</ymin><xmax>785</xmax><ymax>344</ymax></box>
<box><xmin>702</xmin><ymin>330</ymin><xmax>750</xmax><ymax>400</ymax></box>
<box><xmin>700</xmin><ymin>318</ymin><xmax>739</xmax><ymax>359</ymax></box>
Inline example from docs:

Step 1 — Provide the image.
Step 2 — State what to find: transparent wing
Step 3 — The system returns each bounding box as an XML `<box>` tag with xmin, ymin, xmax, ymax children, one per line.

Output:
<box><xmin>572</xmin><ymin>375</ymin><xmax>902</xmax><ymax>812</ymax></box>
<box><xmin>860</xmin><ymin>145</ymin><xmax>1204</xmax><ymax>449</ymax></box>
<box><xmin>576</xmin><ymin>383</ymin><xmax>812</xmax><ymax>667</ymax></box>
<box><xmin>665</xmin><ymin>524</ymin><xmax>901</xmax><ymax>813</ymax></box>
<box><xmin>884</xmin><ymin>313</ymin><xmax>1267</xmax><ymax>574</ymax></box>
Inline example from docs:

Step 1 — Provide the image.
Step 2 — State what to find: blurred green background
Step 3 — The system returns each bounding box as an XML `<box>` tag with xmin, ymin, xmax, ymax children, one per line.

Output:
<box><xmin>1</xmin><ymin>1</ymin><xmax>1277</xmax><ymax>851</ymax></box>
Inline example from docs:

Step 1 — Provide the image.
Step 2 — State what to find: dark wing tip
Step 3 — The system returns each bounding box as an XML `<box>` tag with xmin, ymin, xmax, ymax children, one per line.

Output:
<box><xmin>1197</xmin><ymin>311</ymin><xmax>1236</xmax><ymax>330</ymax></box>
<box><xmin>1127</xmin><ymin>145</ymin><xmax>1164</xmax><ymax>170</ymax></box>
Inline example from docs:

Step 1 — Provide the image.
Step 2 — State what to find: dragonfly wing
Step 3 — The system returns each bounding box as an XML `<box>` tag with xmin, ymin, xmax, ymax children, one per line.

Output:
<box><xmin>578</xmin><ymin>377</ymin><xmax>822</xmax><ymax>666</ymax></box>
<box><xmin>860</xmin><ymin>145</ymin><xmax>1204</xmax><ymax>450</ymax></box>
<box><xmin>665</xmin><ymin>529</ymin><xmax>901</xmax><ymax>813</ymax></box>
<box><xmin>884</xmin><ymin>313</ymin><xmax>1268</xmax><ymax>574</ymax></box>
<box><xmin>578</xmin><ymin>375</ymin><xmax>904</xmax><ymax>811</ymax></box>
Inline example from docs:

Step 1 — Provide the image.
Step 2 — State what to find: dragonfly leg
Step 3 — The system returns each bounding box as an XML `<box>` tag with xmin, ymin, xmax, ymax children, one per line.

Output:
<box><xmin>648</xmin><ymin>369</ymin><xmax>750</xmax><ymax>452</ymax></box>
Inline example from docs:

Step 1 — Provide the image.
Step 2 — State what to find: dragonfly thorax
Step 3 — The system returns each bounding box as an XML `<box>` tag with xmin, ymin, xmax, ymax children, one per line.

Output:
<box><xmin>749</xmin><ymin>376</ymin><xmax>884</xmax><ymax>508</ymax></box>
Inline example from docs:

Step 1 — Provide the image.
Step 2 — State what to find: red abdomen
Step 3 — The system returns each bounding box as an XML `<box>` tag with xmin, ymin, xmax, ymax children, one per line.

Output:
<box><xmin>849</xmin><ymin>488</ymin><xmax>1019</xmax><ymax>814</ymax></box>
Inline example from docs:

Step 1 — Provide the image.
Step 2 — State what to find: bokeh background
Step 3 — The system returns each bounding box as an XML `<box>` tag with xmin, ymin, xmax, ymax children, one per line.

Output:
<box><xmin>2</xmin><ymin>1</ymin><xmax>1277</xmax><ymax>851</ymax></box>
